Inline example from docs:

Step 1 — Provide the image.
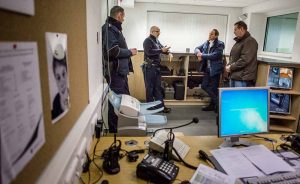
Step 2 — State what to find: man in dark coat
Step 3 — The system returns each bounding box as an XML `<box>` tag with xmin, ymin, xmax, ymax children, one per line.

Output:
<box><xmin>194</xmin><ymin>29</ymin><xmax>225</xmax><ymax>112</ymax></box>
<box><xmin>142</xmin><ymin>26</ymin><xmax>172</xmax><ymax>113</ymax></box>
<box><xmin>226</xmin><ymin>21</ymin><xmax>258</xmax><ymax>87</ymax></box>
<box><xmin>102</xmin><ymin>6</ymin><xmax>137</xmax><ymax>133</ymax></box>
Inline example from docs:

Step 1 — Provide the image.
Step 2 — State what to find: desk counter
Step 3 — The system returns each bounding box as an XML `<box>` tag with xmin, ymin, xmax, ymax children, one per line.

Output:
<box><xmin>81</xmin><ymin>134</ymin><xmax>283</xmax><ymax>184</ymax></box>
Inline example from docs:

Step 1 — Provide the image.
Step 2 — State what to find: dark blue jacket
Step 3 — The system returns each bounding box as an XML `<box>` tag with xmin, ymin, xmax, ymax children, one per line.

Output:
<box><xmin>143</xmin><ymin>35</ymin><xmax>168</xmax><ymax>65</ymax></box>
<box><xmin>102</xmin><ymin>17</ymin><xmax>133</xmax><ymax>77</ymax></box>
<box><xmin>194</xmin><ymin>39</ymin><xmax>224</xmax><ymax>76</ymax></box>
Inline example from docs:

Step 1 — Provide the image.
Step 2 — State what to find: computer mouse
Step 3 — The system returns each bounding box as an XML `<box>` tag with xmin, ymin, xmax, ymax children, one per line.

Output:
<box><xmin>198</xmin><ymin>149</ymin><xmax>209</xmax><ymax>161</ymax></box>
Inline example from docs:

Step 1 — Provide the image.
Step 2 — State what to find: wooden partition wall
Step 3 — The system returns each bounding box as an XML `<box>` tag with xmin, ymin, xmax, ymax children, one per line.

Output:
<box><xmin>0</xmin><ymin>1</ymin><xmax>89</xmax><ymax>183</ymax></box>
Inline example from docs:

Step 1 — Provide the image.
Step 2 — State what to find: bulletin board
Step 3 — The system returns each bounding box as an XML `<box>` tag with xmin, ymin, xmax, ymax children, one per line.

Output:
<box><xmin>0</xmin><ymin>0</ymin><xmax>89</xmax><ymax>183</ymax></box>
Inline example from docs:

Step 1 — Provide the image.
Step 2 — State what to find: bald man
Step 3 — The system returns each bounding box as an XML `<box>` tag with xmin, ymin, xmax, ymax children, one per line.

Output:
<box><xmin>142</xmin><ymin>26</ymin><xmax>172</xmax><ymax>113</ymax></box>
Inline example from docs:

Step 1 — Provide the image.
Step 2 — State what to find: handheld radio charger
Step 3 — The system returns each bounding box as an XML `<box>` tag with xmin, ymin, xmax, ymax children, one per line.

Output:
<box><xmin>102</xmin><ymin>135</ymin><xmax>121</xmax><ymax>174</ymax></box>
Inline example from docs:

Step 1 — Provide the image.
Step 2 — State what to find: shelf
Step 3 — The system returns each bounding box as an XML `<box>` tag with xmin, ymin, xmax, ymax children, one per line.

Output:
<box><xmin>188</xmin><ymin>74</ymin><xmax>204</xmax><ymax>77</ymax></box>
<box><xmin>270</xmin><ymin>114</ymin><xmax>296</xmax><ymax>121</ymax></box>
<box><xmin>269</xmin><ymin>124</ymin><xmax>294</xmax><ymax>132</ymax></box>
<box><xmin>164</xmin><ymin>96</ymin><xmax>210</xmax><ymax>105</ymax></box>
<box><xmin>161</xmin><ymin>75</ymin><xmax>186</xmax><ymax>78</ymax></box>
<box><xmin>270</xmin><ymin>89</ymin><xmax>300</xmax><ymax>95</ymax></box>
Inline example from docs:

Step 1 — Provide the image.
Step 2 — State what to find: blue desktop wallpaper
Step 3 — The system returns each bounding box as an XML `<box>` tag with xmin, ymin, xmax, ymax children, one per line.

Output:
<box><xmin>220</xmin><ymin>89</ymin><xmax>269</xmax><ymax>136</ymax></box>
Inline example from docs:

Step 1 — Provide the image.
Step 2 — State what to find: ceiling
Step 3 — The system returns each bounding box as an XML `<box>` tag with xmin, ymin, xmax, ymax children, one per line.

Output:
<box><xmin>135</xmin><ymin>0</ymin><xmax>269</xmax><ymax>8</ymax></box>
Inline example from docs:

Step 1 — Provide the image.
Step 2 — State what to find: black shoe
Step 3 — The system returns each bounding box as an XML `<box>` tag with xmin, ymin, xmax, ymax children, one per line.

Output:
<box><xmin>160</xmin><ymin>107</ymin><xmax>171</xmax><ymax>113</ymax></box>
<box><xmin>202</xmin><ymin>105</ymin><xmax>214</xmax><ymax>111</ymax></box>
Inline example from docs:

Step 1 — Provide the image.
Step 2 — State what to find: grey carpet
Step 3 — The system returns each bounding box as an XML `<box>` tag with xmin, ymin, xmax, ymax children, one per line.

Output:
<box><xmin>148</xmin><ymin>105</ymin><xmax>218</xmax><ymax>136</ymax></box>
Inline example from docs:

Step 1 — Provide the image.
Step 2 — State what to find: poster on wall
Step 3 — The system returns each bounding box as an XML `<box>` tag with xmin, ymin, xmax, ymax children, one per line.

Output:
<box><xmin>0</xmin><ymin>42</ymin><xmax>45</xmax><ymax>184</ymax></box>
<box><xmin>46</xmin><ymin>32</ymin><xmax>70</xmax><ymax>124</ymax></box>
<box><xmin>0</xmin><ymin>0</ymin><xmax>35</xmax><ymax>15</ymax></box>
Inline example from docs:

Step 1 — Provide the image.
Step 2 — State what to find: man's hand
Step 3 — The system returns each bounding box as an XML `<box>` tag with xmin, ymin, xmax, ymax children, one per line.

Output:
<box><xmin>168</xmin><ymin>53</ymin><xmax>173</xmax><ymax>62</ymax></box>
<box><xmin>225</xmin><ymin>65</ymin><xmax>231</xmax><ymax>73</ymax></box>
<box><xmin>161</xmin><ymin>46</ymin><xmax>170</xmax><ymax>53</ymax></box>
<box><xmin>196</xmin><ymin>52</ymin><xmax>202</xmax><ymax>61</ymax></box>
<box><xmin>130</xmin><ymin>48</ymin><xmax>137</xmax><ymax>56</ymax></box>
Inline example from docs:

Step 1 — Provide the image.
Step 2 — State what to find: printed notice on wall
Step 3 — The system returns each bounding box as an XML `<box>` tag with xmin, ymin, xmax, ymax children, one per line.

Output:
<box><xmin>0</xmin><ymin>42</ymin><xmax>45</xmax><ymax>184</ymax></box>
<box><xmin>46</xmin><ymin>33</ymin><xmax>70</xmax><ymax>124</ymax></box>
<box><xmin>0</xmin><ymin>0</ymin><xmax>35</xmax><ymax>15</ymax></box>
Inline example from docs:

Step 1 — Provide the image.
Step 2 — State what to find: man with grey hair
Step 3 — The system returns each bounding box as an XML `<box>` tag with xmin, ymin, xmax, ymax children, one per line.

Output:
<box><xmin>142</xmin><ymin>26</ymin><xmax>172</xmax><ymax>113</ymax></box>
<box><xmin>102</xmin><ymin>6</ymin><xmax>137</xmax><ymax>133</ymax></box>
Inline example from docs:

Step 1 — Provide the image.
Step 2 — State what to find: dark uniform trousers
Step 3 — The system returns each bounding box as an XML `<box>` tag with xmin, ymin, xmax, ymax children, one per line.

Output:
<box><xmin>142</xmin><ymin>64</ymin><xmax>164</xmax><ymax>108</ymax></box>
<box><xmin>108</xmin><ymin>72</ymin><xmax>130</xmax><ymax>133</ymax></box>
<box><xmin>202</xmin><ymin>68</ymin><xmax>221</xmax><ymax>107</ymax></box>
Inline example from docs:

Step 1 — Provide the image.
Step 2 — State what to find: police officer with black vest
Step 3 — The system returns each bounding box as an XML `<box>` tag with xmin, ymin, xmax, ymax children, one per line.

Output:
<box><xmin>142</xmin><ymin>26</ymin><xmax>172</xmax><ymax>113</ymax></box>
<box><xmin>102</xmin><ymin>6</ymin><xmax>137</xmax><ymax>133</ymax></box>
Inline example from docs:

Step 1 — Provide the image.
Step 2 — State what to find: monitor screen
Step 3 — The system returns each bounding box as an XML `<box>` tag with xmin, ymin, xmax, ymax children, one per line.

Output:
<box><xmin>219</xmin><ymin>87</ymin><xmax>269</xmax><ymax>138</ymax></box>
<box><xmin>270</xmin><ymin>93</ymin><xmax>291</xmax><ymax>114</ymax></box>
<box><xmin>267</xmin><ymin>66</ymin><xmax>293</xmax><ymax>89</ymax></box>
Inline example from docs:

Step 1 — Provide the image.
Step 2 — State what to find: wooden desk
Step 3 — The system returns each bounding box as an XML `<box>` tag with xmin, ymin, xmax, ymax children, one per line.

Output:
<box><xmin>81</xmin><ymin>134</ymin><xmax>284</xmax><ymax>184</ymax></box>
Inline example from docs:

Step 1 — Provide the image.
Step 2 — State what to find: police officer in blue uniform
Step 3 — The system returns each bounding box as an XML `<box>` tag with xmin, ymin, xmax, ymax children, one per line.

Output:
<box><xmin>102</xmin><ymin>6</ymin><xmax>137</xmax><ymax>133</ymax></box>
<box><xmin>194</xmin><ymin>29</ymin><xmax>224</xmax><ymax>112</ymax></box>
<box><xmin>143</xmin><ymin>26</ymin><xmax>172</xmax><ymax>113</ymax></box>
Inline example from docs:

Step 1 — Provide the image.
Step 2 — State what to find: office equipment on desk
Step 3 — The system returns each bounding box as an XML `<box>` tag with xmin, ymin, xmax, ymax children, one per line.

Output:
<box><xmin>218</xmin><ymin>87</ymin><xmax>269</xmax><ymax>147</ymax></box>
<box><xmin>149</xmin><ymin>130</ymin><xmax>190</xmax><ymax>160</ymax></box>
<box><xmin>189</xmin><ymin>164</ymin><xmax>236</xmax><ymax>184</ymax></box>
<box><xmin>136</xmin><ymin>154</ymin><xmax>179</xmax><ymax>184</ymax></box>
<box><xmin>108</xmin><ymin>90</ymin><xmax>167</xmax><ymax>136</ymax></box>
<box><xmin>242</xmin><ymin>169</ymin><xmax>300</xmax><ymax>184</ymax></box>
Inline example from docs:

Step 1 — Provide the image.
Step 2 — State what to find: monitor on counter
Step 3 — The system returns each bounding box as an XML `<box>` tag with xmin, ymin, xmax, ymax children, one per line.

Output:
<box><xmin>267</xmin><ymin>66</ymin><xmax>293</xmax><ymax>89</ymax></box>
<box><xmin>218</xmin><ymin>87</ymin><xmax>269</xmax><ymax>148</ymax></box>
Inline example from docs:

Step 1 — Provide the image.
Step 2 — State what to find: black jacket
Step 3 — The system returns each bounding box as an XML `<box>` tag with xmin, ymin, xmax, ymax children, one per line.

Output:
<box><xmin>143</xmin><ymin>35</ymin><xmax>168</xmax><ymax>65</ymax></box>
<box><xmin>102</xmin><ymin>17</ymin><xmax>133</xmax><ymax>77</ymax></box>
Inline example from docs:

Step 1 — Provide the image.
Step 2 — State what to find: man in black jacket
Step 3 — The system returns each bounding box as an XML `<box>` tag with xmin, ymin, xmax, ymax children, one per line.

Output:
<box><xmin>102</xmin><ymin>6</ymin><xmax>137</xmax><ymax>133</ymax></box>
<box><xmin>143</xmin><ymin>26</ymin><xmax>172</xmax><ymax>113</ymax></box>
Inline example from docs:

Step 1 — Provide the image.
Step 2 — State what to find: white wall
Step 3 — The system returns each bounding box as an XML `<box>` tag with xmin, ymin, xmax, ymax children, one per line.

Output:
<box><xmin>122</xmin><ymin>2</ymin><xmax>242</xmax><ymax>54</ymax></box>
<box><xmin>243</xmin><ymin>0</ymin><xmax>300</xmax><ymax>62</ymax></box>
<box><xmin>87</xmin><ymin>0</ymin><xmax>103</xmax><ymax>101</ymax></box>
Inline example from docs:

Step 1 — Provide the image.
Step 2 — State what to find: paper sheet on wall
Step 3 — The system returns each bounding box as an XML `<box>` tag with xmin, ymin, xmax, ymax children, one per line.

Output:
<box><xmin>0</xmin><ymin>0</ymin><xmax>34</xmax><ymax>15</ymax></box>
<box><xmin>0</xmin><ymin>42</ymin><xmax>45</xmax><ymax>184</ymax></box>
<box><xmin>46</xmin><ymin>32</ymin><xmax>70</xmax><ymax>124</ymax></box>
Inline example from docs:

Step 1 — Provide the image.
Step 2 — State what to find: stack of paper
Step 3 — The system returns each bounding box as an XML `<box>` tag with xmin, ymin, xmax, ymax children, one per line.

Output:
<box><xmin>210</xmin><ymin>145</ymin><xmax>295</xmax><ymax>179</ymax></box>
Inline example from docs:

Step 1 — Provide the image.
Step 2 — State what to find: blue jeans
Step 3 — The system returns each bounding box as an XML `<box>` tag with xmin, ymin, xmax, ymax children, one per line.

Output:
<box><xmin>229</xmin><ymin>79</ymin><xmax>255</xmax><ymax>87</ymax></box>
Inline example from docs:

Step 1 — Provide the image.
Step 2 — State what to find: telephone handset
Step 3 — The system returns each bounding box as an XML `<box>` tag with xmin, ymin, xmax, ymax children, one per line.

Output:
<box><xmin>149</xmin><ymin>130</ymin><xmax>190</xmax><ymax>160</ymax></box>
<box><xmin>136</xmin><ymin>154</ymin><xmax>179</xmax><ymax>184</ymax></box>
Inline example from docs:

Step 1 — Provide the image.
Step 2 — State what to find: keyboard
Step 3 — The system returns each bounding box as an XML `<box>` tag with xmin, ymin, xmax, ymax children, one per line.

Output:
<box><xmin>243</xmin><ymin>170</ymin><xmax>300</xmax><ymax>184</ymax></box>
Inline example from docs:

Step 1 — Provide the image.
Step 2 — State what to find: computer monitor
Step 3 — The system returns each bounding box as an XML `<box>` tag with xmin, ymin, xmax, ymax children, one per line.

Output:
<box><xmin>218</xmin><ymin>87</ymin><xmax>269</xmax><ymax>148</ymax></box>
<box><xmin>267</xmin><ymin>66</ymin><xmax>293</xmax><ymax>89</ymax></box>
<box><xmin>270</xmin><ymin>93</ymin><xmax>291</xmax><ymax>114</ymax></box>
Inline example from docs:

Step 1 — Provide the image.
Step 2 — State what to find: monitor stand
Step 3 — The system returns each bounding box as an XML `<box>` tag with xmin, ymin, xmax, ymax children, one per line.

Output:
<box><xmin>219</xmin><ymin>137</ymin><xmax>257</xmax><ymax>148</ymax></box>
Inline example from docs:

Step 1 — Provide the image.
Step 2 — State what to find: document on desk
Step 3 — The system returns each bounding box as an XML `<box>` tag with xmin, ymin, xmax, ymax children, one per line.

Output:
<box><xmin>239</xmin><ymin>145</ymin><xmax>295</xmax><ymax>175</ymax></box>
<box><xmin>190</xmin><ymin>164</ymin><xmax>236</xmax><ymax>184</ymax></box>
<box><xmin>210</xmin><ymin>148</ymin><xmax>264</xmax><ymax>179</ymax></box>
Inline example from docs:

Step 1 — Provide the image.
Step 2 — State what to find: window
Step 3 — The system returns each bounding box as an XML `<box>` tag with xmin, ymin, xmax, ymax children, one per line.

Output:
<box><xmin>263</xmin><ymin>13</ymin><xmax>298</xmax><ymax>54</ymax></box>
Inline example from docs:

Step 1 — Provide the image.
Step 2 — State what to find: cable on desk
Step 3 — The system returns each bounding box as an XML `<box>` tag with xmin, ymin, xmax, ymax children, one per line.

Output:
<box><xmin>173</xmin><ymin>147</ymin><xmax>197</xmax><ymax>170</ymax></box>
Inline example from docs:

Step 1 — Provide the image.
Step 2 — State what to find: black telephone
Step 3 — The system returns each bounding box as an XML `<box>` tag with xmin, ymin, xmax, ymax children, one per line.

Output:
<box><xmin>136</xmin><ymin>154</ymin><xmax>179</xmax><ymax>184</ymax></box>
